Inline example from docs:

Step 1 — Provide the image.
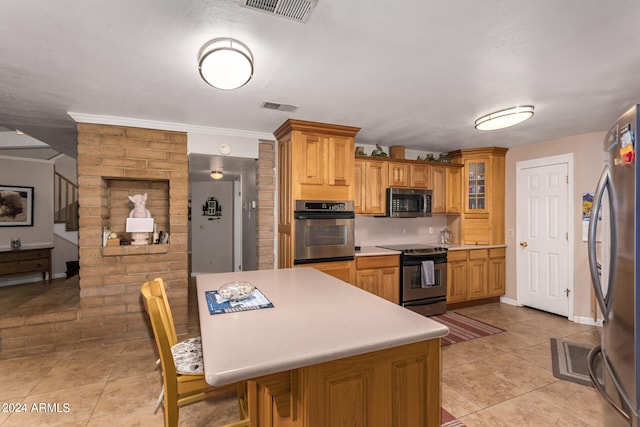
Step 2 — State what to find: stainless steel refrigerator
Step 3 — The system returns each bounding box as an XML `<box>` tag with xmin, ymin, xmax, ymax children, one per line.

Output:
<box><xmin>588</xmin><ymin>104</ymin><xmax>639</xmax><ymax>426</ymax></box>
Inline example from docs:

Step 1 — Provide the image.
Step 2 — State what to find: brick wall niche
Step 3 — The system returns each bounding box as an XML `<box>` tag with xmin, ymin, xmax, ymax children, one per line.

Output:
<box><xmin>77</xmin><ymin>123</ymin><xmax>189</xmax><ymax>344</ymax></box>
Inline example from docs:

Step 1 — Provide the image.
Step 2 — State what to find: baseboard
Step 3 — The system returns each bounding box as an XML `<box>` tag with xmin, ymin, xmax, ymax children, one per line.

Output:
<box><xmin>499</xmin><ymin>296</ymin><xmax>518</xmax><ymax>306</ymax></box>
<box><xmin>571</xmin><ymin>315</ymin><xmax>603</xmax><ymax>327</ymax></box>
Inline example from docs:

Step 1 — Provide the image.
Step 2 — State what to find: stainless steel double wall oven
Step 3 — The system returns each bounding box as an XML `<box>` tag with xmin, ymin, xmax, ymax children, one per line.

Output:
<box><xmin>293</xmin><ymin>200</ymin><xmax>355</xmax><ymax>264</ymax></box>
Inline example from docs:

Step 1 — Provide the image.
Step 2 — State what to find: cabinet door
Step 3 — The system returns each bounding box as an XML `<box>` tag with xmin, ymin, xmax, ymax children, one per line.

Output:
<box><xmin>445</xmin><ymin>166</ymin><xmax>462</xmax><ymax>214</ymax></box>
<box><xmin>464</xmin><ymin>158</ymin><xmax>489</xmax><ymax>213</ymax></box>
<box><xmin>410</xmin><ymin>164</ymin><xmax>431</xmax><ymax>188</ymax></box>
<box><xmin>356</xmin><ymin>269</ymin><xmax>378</xmax><ymax>295</ymax></box>
<box><xmin>379</xmin><ymin>267</ymin><xmax>400</xmax><ymax>304</ymax></box>
<box><xmin>328</xmin><ymin>135</ymin><xmax>352</xmax><ymax>187</ymax></box>
<box><xmin>354</xmin><ymin>159</ymin><xmax>365</xmax><ymax>214</ymax></box>
<box><xmin>388</xmin><ymin>162</ymin><xmax>409</xmax><ymax>187</ymax></box>
<box><xmin>467</xmin><ymin>250</ymin><xmax>488</xmax><ymax>300</ymax></box>
<box><xmin>365</xmin><ymin>161</ymin><xmax>388</xmax><ymax>215</ymax></box>
<box><xmin>487</xmin><ymin>248</ymin><xmax>506</xmax><ymax>296</ymax></box>
<box><xmin>447</xmin><ymin>258</ymin><xmax>468</xmax><ymax>303</ymax></box>
<box><xmin>431</xmin><ymin>166</ymin><xmax>446</xmax><ymax>214</ymax></box>
<box><xmin>299</xmin><ymin>132</ymin><xmax>325</xmax><ymax>185</ymax></box>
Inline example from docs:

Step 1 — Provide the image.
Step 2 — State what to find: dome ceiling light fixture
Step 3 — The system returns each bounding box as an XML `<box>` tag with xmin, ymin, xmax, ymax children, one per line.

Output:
<box><xmin>210</xmin><ymin>170</ymin><xmax>223</xmax><ymax>180</ymax></box>
<box><xmin>474</xmin><ymin>105</ymin><xmax>535</xmax><ymax>131</ymax></box>
<box><xmin>198</xmin><ymin>38</ymin><xmax>254</xmax><ymax>90</ymax></box>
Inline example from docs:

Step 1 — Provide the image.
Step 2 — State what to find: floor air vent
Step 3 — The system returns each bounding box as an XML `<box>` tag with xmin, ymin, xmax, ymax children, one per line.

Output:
<box><xmin>261</xmin><ymin>102</ymin><xmax>298</xmax><ymax>112</ymax></box>
<box><xmin>240</xmin><ymin>0</ymin><xmax>317</xmax><ymax>23</ymax></box>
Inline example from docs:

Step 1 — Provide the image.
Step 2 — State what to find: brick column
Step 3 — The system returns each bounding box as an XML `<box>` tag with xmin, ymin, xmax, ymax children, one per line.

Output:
<box><xmin>257</xmin><ymin>141</ymin><xmax>276</xmax><ymax>270</ymax></box>
<box><xmin>77</xmin><ymin>124</ymin><xmax>189</xmax><ymax>342</ymax></box>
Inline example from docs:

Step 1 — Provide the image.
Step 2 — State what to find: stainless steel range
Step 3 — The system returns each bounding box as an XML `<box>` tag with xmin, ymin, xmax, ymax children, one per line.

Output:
<box><xmin>376</xmin><ymin>244</ymin><xmax>448</xmax><ymax>316</ymax></box>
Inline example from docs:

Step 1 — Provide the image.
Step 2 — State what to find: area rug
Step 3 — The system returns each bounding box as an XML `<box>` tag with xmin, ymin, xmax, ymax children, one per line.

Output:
<box><xmin>550</xmin><ymin>338</ymin><xmax>602</xmax><ymax>387</ymax></box>
<box><xmin>441</xmin><ymin>408</ymin><xmax>466</xmax><ymax>427</ymax></box>
<box><xmin>431</xmin><ymin>312</ymin><xmax>505</xmax><ymax>346</ymax></box>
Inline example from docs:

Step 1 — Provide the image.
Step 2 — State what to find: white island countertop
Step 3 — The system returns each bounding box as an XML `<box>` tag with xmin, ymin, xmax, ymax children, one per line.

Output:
<box><xmin>196</xmin><ymin>268</ymin><xmax>449</xmax><ymax>386</ymax></box>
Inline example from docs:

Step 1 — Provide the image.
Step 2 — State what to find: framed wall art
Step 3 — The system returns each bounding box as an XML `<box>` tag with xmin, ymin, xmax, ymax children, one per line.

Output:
<box><xmin>0</xmin><ymin>185</ymin><xmax>34</xmax><ymax>226</ymax></box>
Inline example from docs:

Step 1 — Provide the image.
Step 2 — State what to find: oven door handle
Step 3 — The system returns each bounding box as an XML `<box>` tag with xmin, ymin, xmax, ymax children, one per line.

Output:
<box><xmin>294</xmin><ymin>211</ymin><xmax>355</xmax><ymax>220</ymax></box>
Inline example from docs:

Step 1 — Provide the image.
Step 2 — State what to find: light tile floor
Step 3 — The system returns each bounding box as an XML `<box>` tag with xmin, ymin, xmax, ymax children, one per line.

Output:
<box><xmin>442</xmin><ymin>303</ymin><xmax>603</xmax><ymax>426</ymax></box>
<box><xmin>0</xmin><ymin>278</ymin><xmax>604</xmax><ymax>426</ymax></box>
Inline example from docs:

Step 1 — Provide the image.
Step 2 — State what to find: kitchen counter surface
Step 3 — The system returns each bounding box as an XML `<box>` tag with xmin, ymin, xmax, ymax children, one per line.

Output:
<box><xmin>446</xmin><ymin>244</ymin><xmax>507</xmax><ymax>251</ymax></box>
<box><xmin>196</xmin><ymin>267</ymin><xmax>448</xmax><ymax>386</ymax></box>
<box><xmin>355</xmin><ymin>246</ymin><xmax>402</xmax><ymax>256</ymax></box>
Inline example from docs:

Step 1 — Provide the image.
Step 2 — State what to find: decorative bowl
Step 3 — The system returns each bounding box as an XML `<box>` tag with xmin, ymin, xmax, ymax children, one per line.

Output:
<box><xmin>218</xmin><ymin>281</ymin><xmax>256</xmax><ymax>301</ymax></box>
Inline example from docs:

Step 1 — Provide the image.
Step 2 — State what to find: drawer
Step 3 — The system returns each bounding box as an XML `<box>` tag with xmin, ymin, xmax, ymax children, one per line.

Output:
<box><xmin>447</xmin><ymin>250</ymin><xmax>468</xmax><ymax>262</ymax></box>
<box><xmin>0</xmin><ymin>259</ymin><xmax>50</xmax><ymax>275</ymax></box>
<box><xmin>468</xmin><ymin>249</ymin><xmax>488</xmax><ymax>260</ymax></box>
<box><xmin>0</xmin><ymin>250</ymin><xmax>49</xmax><ymax>263</ymax></box>
<box><xmin>356</xmin><ymin>255</ymin><xmax>400</xmax><ymax>270</ymax></box>
<box><xmin>489</xmin><ymin>247</ymin><xmax>506</xmax><ymax>258</ymax></box>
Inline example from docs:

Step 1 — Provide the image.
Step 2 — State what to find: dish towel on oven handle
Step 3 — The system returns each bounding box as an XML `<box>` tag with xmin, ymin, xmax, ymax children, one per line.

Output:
<box><xmin>421</xmin><ymin>260</ymin><xmax>435</xmax><ymax>288</ymax></box>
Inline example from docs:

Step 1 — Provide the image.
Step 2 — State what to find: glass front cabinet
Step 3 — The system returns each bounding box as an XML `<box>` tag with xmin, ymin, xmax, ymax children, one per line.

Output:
<box><xmin>448</xmin><ymin>147</ymin><xmax>508</xmax><ymax>245</ymax></box>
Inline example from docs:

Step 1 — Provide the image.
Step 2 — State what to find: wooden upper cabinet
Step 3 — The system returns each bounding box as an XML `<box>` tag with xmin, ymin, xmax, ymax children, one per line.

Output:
<box><xmin>431</xmin><ymin>166</ymin><xmax>446</xmax><ymax>214</ymax></box>
<box><xmin>299</xmin><ymin>132</ymin><xmax>353</xmax><ymax>188</ymax></box>
<box><xmin>388</xmin><ymin>162</ymin><xmax>409</xmax><ymax>187</ymax></box>
<box><xmin>355</xmin><ymin>158</ymin><xmax>388</xmax><ymax>215</ymax></box>
<box><xmin>445</xmin><ymin>166</ymin><xmax>462</xmax><ymax>214</ymax></box>
<box><xmin>410</xmin><ymin>164</ymin><xmax>431</xmax><ymax>188</ymax></box>
<box><xmin>448</xmin><ymin>147</ymin><xmax>508</xmax><ymax>245</ymax></box>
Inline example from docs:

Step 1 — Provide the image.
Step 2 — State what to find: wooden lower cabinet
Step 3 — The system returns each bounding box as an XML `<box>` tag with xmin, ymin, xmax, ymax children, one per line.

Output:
<box><xmin>355</xmin><ymin>255</ymin><xmax>400</xmax><ymax>304</ymax></box>
<box><xmin>467</xmin><ymin>249</ymin><xmax>489</xmax><ymax>300</ymax></box>
<box><xmin>487</xmin><ymin>247</ymin><xmax>506</xmax><ymax>297</ymax></box>
<box><xmin>446</xmin><ymin>250</ymin><xmax>468</xmax><ymax>303</ymax></box>
<box><xmin>297</xmin><ymin>260</ymin><xmax>355</xmax><ymax>285</ymax></box>
<box><xmin>248</xmin><ymin>339</ymin><xmax>441</xmax><ymax>427</ymax></box>
<box><xmin>447</xmin><ymin>247</ymin><xmax>505</xmax><ymax>304</ymax></box>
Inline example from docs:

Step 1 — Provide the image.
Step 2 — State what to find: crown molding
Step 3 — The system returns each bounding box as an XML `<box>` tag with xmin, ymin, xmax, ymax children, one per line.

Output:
<box><xmin>67</xmin><ymin>112</ymin><xmax>274</xmax><ymax>140</ymax></box>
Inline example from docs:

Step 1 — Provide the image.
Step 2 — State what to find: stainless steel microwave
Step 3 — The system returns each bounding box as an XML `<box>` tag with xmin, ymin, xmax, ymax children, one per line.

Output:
<box><xmin>386</xmin><ymin>188</ymin><xmax>432</xmax><ymax>218</ymax></box>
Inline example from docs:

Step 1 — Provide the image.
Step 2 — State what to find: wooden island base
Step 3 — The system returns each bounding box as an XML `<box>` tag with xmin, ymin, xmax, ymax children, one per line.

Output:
<box><xmin>248</xmin><ymin>339</ymin><xmax>441</xmax><ymax>427</ymax></box>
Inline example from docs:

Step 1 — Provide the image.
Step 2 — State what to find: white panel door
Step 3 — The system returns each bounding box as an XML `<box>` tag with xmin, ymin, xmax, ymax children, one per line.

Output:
<box><xmin>516</xmin><ymin>162</ymin><xmax>570</xmax><ymax>316</ymax></box>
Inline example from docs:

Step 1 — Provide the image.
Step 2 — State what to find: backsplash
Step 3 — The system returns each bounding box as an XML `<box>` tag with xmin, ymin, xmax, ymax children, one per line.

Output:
<box><xmin>355</xmin><ymin>216</ymin><xmax>449</xmax><ymax>246</ymax></box>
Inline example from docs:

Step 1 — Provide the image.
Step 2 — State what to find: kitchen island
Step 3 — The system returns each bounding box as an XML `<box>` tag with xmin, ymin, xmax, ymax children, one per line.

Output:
<box><xmin>196</xmin><ymin>267</ymin><xmax>449</xmax><ymax>427</ymax></box>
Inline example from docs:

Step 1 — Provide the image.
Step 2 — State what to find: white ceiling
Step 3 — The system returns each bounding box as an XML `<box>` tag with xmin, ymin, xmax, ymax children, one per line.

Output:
<box><xmin>2</xmin><ymin>0</ymin><xmax>640</xmax><ymax>159</ymax></box>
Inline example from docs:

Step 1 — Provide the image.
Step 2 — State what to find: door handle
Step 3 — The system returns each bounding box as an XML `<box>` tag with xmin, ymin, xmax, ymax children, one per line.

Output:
<box><xmin>520</xmin><ymin>241</ymin><xmax>528</xmax><ymax>247</ymax></box>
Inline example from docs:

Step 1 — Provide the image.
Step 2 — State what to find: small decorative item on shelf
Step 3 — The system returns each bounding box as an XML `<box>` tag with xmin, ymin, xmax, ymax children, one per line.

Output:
<box><xmin>355</xmin><ymin>146</ymin><xmax>365</xmax><ymax>156</ymax></box>
<box><xmin>389</xmin><ymin>145</ymin><xmax>405</xmax><ymax>159</ymax></box>
<box><xmin>106</xmin><ymin>232</ymin><xmax>120</xmax><ymax>247</ymax></box>
<box><xmin>202</xmin><ymin>196</ymin><xmax>221</xmax><ymax>219</ymax></box>
<box><xmin>437</xmin><ymin>153</ymin><xmax>450</xmax><ymax>163</ymax></box>
<box><xmin>371</xmin><ymin>144</ymin><xmax>388</xmax><ymax>157</ymax></box>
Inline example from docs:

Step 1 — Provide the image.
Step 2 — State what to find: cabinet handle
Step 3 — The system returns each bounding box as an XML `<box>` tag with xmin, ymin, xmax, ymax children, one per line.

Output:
<box><xmin>519</xmin><ymin>241</ymin><xmax>528</xmax><ymax>247</ymax></box>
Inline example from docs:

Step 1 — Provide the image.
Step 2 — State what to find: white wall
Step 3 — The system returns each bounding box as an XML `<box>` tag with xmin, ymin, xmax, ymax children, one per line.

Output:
<box><xmin>0</xmin><ymin>156</ymin><xmax>54</xmax><ymax>250</ymax></box>
<box><xmin>241</xmin><ymin>165</ymin><xmax>258</xmax><ymax>271</ymax></box>
<box><xmin>190</xmin><ymin>181</ymin><xmax>234</xmax><ymax>274</ymax></box>
<box><xmin>0</xmin><ymin>156</ymin><xmax>59</xmax><ymax>285</ymax></box>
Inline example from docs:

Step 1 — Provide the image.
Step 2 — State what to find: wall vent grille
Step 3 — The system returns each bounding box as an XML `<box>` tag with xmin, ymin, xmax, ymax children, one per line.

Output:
<box><xmin>261</xmin><ymin>102</ymin><xmax>298</xmax><ymax>112</ymax></box>
<box><xmin>240</xmin><ymin>0</ymin><xmax>317</xmax><ymax>23</ymax></box>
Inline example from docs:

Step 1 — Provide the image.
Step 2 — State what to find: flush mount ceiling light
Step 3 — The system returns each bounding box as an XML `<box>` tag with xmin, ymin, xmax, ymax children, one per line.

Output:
<box><xmin>474</xmin><ymin>105</ymin><xmax>535</xmax><ymax>131</ymax></box>
<box><xmin>210</xmin><ymin>170</ymin><xmax>223</xmax><ymax>180</ymax></box>
<box><xmin>198</xmin><ymin>38</ymin><xmax>253</xmax><ymax>90</ymax></box>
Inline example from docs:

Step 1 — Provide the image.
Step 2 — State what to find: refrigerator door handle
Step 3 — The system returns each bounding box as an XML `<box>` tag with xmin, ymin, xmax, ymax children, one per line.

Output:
<box><xmin>587</xmin><ymin>345</ymin><xmax>632</xmax><ymax>423</ymax></box>
<box><xmin>588</xmin><ymin>165</ymin><xmax>617</xmax><ymax>317</ymax></box>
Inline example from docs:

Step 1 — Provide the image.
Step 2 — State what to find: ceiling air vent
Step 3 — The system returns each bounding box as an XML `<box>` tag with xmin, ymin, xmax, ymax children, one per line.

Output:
<box><xmin>240</xmin><ymin>0</ymin><xmax>317</xmax><ymax>23</ymax></box>
<box><xmin>261</xmin><ymin>102</ymin><xmax>298</xmax><ymax>112</ymax></box>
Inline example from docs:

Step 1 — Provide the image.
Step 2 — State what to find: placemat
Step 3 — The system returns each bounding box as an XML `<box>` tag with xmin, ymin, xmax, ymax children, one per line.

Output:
<box><xmin>205</xmin><ymin>288</ymin><xmax>274</xmax><ymax>315</ymax></box>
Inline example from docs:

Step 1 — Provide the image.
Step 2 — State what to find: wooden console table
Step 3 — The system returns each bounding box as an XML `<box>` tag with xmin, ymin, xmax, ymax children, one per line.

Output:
<box><xmin>0</xmin><ymin>247</ymin><xmax>53</xmax><ymax>283</ymax></box>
